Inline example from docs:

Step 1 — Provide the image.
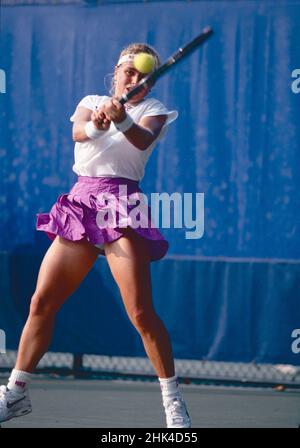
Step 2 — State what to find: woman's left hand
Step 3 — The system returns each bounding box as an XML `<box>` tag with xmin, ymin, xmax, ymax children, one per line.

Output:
<box><xmin>102</xmin><ymin>97</ymin><xmax>127</xmax><ymax>124</ymax></box>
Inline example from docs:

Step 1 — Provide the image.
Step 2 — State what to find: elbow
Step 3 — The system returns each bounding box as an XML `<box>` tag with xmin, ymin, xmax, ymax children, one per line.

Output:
<box><xmin>139</xmin><ymin>135</ymin><xmax>157</xmax><ymax>151</ymax></box>
<box><xmin>135</xmin><ymin>143</ymin><xmax>149</xmax><ymax>151</ymax></box>
<box><xmin>72</xmin><ymin>130</ymin><xmax>86</xmax><ymax>143</ymax></box>
<box><xmin>72</xmin><ymin>123</ymin><xmax>89</xmax><ymax>142</ymax></box>
<box><xmin>141</xmin><ymin>144</ymin><xmax>151</xmax><ymax>151</ymax></box>
<box><xmin>132</xmin><ymin>142</ymin><xmax>151</xmax><ymax>151</ymax></box>
<box><xmin>134</xmin><ymin>132</ymin><xmax>156</xmax><ymax>151</ymax></box>
<box><xmin>72</xmin><ymin>128</ymin><xmax>79</xmax><ymax>142</ymax></box>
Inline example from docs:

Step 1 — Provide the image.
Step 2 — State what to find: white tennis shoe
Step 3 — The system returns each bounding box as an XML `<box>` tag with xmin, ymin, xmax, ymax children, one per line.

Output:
<box><xmin>0</xmin><ymin>385</ymin><xmax>32</xmax><ymax>423</ymax></box>
<box><xmin>164</xmin><ymin>397</ymin><xmax>191</xmax><ymax>428</ymax></box>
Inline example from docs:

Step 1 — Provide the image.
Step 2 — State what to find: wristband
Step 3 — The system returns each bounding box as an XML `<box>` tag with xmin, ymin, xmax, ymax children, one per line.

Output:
<box><xmin>85</xmin><ymin>121</ymin><xmax>106</xmax><ymax>140</ymax></box>
<box><xmin>114</xmin><ymin>114</ymin><xmax>134</xmax><ymax>133</ymax></box>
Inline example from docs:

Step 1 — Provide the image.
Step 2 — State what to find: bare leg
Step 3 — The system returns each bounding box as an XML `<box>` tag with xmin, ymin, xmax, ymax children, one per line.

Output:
<box><xmin>15</xmin><ymin>237</ymin><xmax>101</xmax><ymax>372</ymax></box>
<box><xmin>104</xmin><ymin>228</ymin><xmax>175</xmax><ymax>378</ymax></box>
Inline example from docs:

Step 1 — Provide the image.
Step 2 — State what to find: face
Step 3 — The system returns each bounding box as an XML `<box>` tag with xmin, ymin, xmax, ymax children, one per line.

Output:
<box><xmin>114</xmin><ymin>62</ymin><xmax>151</xmax><ymax>104</ymax></box>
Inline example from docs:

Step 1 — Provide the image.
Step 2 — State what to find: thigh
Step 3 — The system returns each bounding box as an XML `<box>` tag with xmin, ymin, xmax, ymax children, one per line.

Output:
<box><xmin>104</xmin><ymin>228</ymin><xmax>153</xmax><ymax>315</ymax></box>
<box><xmin>35</xmin><ymin>236</ymin><xmax>101</xmax><ymax>306</ymax></box>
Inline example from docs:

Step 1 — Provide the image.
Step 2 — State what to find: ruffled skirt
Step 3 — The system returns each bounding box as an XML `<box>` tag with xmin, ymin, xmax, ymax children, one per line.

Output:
<box><xmin>36</xmin><ymin>176</ymin><xmax>168</xmax><ymax>262</ymax></box>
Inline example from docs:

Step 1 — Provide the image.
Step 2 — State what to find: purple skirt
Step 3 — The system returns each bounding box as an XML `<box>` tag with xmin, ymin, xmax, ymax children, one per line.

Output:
<box><xmin>36</xmin><ymin>176</ymin><xmax>169</xmax><ymax>262</ymax></box>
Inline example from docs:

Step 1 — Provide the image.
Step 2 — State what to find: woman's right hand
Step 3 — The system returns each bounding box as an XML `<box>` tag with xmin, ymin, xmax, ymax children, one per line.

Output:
<box><xmin>91</xmin><ymin>108</ymin><xmax>111</xmax><ymax>131</ymax></box>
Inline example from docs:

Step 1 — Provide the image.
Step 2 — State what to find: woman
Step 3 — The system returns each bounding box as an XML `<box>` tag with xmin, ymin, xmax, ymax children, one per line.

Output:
<box><xmin>0</xmin><ymin>43</ymin><xmax>191</xmax><ymax>428</ymax></box>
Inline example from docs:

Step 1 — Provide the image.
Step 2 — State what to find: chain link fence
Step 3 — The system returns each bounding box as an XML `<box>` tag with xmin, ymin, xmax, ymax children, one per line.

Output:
<box><xmin>1</xmin><ymin>350</ymin><xmax>299</xmax><ymax>388</ymax></box>
<box><xmin>1</xmin><ymin>0</ymin><xmax>191</xmax><ymax>5</ymax></box>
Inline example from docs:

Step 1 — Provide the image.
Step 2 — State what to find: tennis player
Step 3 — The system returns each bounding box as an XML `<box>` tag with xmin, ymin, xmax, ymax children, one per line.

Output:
<box><xmin>0</xmin><ymin>43</ymin><xmax>191</xmax><ymax>428</ymax></box>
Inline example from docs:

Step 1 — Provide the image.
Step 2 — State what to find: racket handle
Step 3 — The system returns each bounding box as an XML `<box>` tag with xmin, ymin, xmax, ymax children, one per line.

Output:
<box><xmin>119</xmin><ymin>95</ymin><xmax>129</xmax><ymax>106</ymax></box>
<box><xmin>119</xmin><ymin>78</ymin><xmax>150</xmax><ymax>105</ymax></box>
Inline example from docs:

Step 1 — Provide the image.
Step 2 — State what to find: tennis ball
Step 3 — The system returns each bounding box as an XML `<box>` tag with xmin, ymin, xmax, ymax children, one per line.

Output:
<box><xmin>133</xmin><ymin>53</ymin><xmax>155</xmax><ymax>74</ymax></box>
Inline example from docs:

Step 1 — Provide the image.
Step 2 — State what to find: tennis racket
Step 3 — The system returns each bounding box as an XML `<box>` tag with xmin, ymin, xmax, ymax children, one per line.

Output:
<box><xmin>119</xmin><ymin>26</ymin><xmax>214</xmax><ymax>105</ymax></box>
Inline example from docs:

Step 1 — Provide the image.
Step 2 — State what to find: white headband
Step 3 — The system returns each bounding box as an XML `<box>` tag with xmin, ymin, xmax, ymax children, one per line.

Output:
<box><xmin>117</xmin><ymin>53</ymin><xmax>157</xmax><ymax>71</ymax></box>
<box><xmin>117</xmin><ymin>54</ymin><xmax>136</xmax><ymax>67</ymax></box>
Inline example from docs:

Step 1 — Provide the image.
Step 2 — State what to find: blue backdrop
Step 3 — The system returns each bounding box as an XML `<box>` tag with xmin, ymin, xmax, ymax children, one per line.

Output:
<box><xmin>0</xmin><ymin>1</ymin><xmax>299</xmax><ymax>365</ymax></box>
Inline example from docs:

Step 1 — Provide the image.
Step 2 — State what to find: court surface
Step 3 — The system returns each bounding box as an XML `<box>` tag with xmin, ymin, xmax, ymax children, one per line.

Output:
<box><xmin>0</xmin><ymin>375</ymin><xmax>299</xmax><ymax>428</ymax></box>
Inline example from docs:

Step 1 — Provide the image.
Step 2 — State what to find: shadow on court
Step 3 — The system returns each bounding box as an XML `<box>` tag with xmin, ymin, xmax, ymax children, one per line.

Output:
<box><xmin>0</xmin><ymin>376</ymin><xmax>299</xmax><ymax>428</ymax></box>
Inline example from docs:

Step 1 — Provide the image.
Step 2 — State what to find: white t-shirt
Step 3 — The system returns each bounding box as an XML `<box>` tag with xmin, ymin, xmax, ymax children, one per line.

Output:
<box><xmin>70</xmin><ymin>95</ymin><xmax>178</xmax><ymax>181</ymax></box>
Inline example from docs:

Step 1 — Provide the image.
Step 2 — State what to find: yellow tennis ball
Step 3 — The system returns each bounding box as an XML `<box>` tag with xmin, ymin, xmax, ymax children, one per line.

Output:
<box><xmin>133</xmin><ymin>53</ymin><xmax>155</xmax><ymax>74</ymax></box>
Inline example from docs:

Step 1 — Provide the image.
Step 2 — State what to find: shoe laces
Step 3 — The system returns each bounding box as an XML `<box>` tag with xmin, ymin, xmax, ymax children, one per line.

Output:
<box><xmin>166</xmin><ymin>398</ymin><xmax>188</xmax><ymax>424</ymax></box>
<box><xmin>0</xmin><ymin>385</ymin><xmax>24</xmax><ymax>406</ymax></box>
<box><xmin>0</xmin><ymin>385</ymin><xmax>9</xmax><ymax>398</ymax></box>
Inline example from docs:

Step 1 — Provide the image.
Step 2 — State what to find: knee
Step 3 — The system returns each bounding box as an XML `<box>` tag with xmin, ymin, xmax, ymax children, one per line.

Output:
<box><xmin>130</xmin><ymin>308</ymin><xmax>157</xmax><ymax>334</ymax></box>
<box><xmin>29</xmin><ymin>291</ymin><xmax>58</xmax><ymax>317</ymax></box>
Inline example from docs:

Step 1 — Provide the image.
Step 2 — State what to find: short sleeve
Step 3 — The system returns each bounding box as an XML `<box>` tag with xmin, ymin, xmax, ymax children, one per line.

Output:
<box><xmin>70</xmin><ymin>95</ymin><xmax>109</xmax><ymax>122</ymax></box>
<box><xmin>142</xmin><ymin>98</ymin><xmax>178</xmax><ymax>126</ymax></box>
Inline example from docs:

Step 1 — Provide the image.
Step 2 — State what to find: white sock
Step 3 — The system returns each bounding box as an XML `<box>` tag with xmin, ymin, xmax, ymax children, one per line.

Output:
<box><xmin>159</xmin><ymin>375</ymin><xmax>181</xmax><ymax>407</ymax></box>
<box><xmin>7</xmin><ymin>369</ymin><xmax>33</xmax><ymax>394</ymax></box>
